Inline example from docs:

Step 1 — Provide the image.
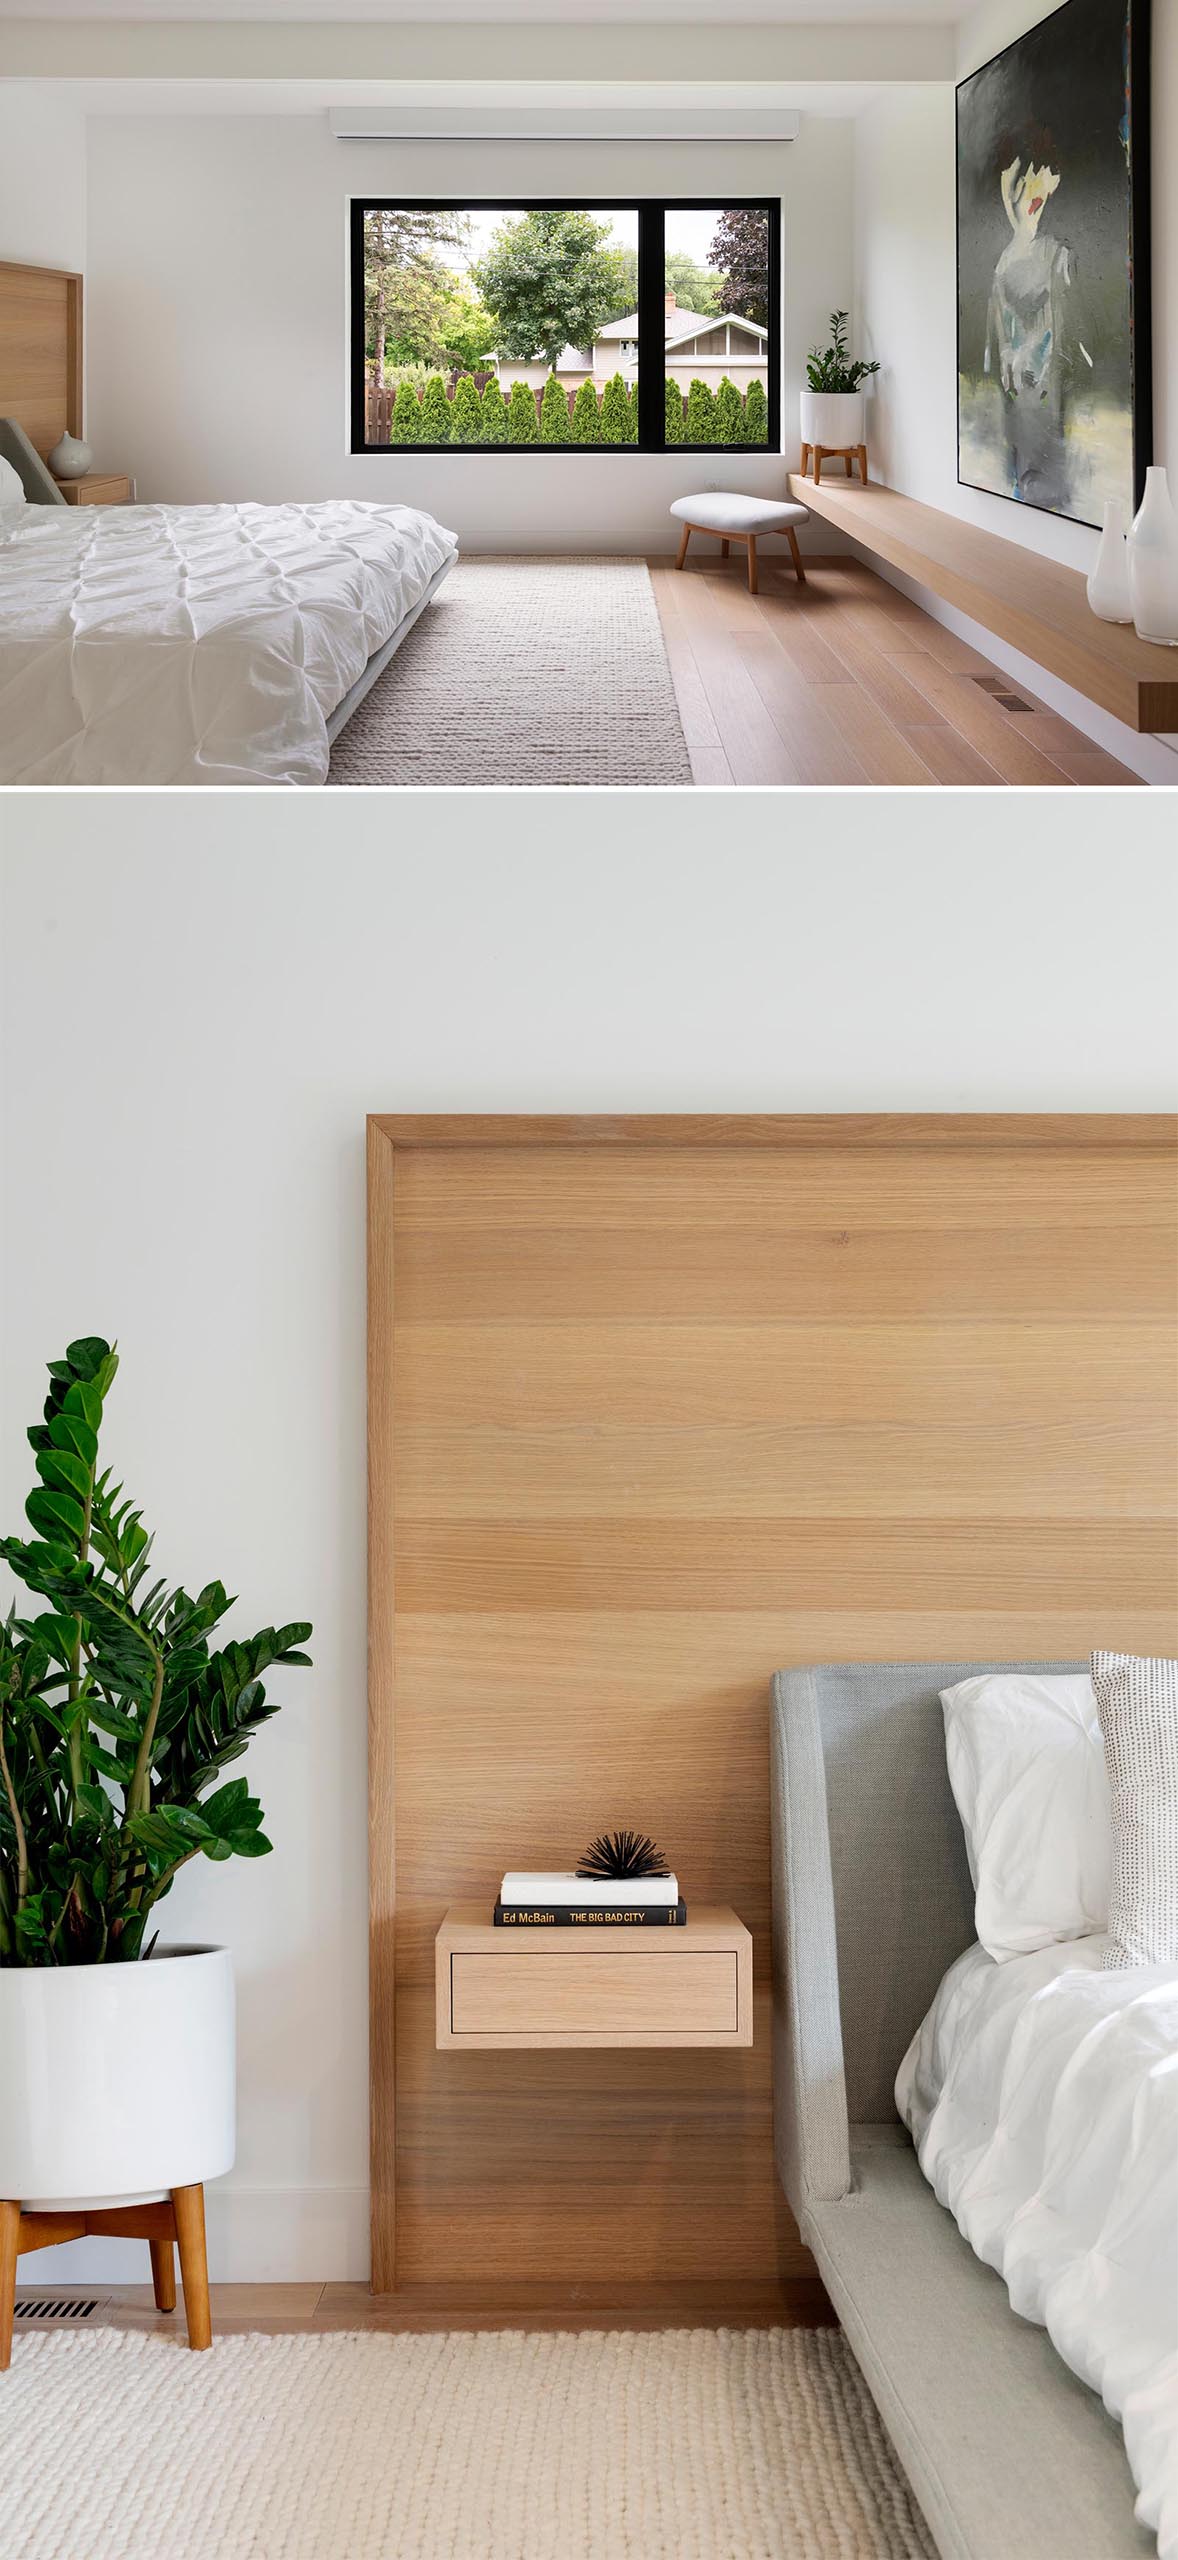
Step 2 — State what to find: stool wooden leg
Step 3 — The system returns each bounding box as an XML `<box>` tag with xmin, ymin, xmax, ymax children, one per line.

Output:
<box><xmin>746</xmin><ymin>535</ymin><xmax>758</xmax><ymax>595</ymax></box>
<box><xmin>150</xmin><ymin>2236</ymin><xmax>177</xmax><ymax>2314</ymax></box>
<box><xmin>675</xmin><ymin>523</ymin><xmax>691</xmax><ymax>570</ymax></box>
<box><xmin>720</xmin><ymin>537</ymin><xmax>729</xmax><ymax>559</ymax></box>
<box><xmin>171</xmin><ymin>2185</ymin><xmax>211</xmax><ymax>2351</ymax></box>
<box><xmin>0</xmin><ymin>2203</ymin><xmax>20</xmax><ymax>2373</ymax></box>
<box><xmin>786</xmin><ymin>528</ymin><xmax>807</xmax><ymax>587</ymax></box>
<box><xmin>858</xmin><ymin>443</ymin><xmax>868</xmax><ymax>485</ymax></box>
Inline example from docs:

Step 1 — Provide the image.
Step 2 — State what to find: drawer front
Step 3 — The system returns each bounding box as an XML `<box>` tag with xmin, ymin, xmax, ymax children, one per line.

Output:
<box><xmin>449</xmin><ymin>1948</ymin><xmax>738</xmax><ymax>2039</ymax></box>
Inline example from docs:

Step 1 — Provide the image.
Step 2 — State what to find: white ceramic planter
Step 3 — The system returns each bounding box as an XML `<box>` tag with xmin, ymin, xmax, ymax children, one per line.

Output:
<box><xmin>800</xmin><ymin>390</ymin><xmax>865</xmax><ymax>448</ymax></box>
<box><xmin>0</xmin><ymin>1945</ymin><xmax>235</xmax><ymax>2209</ymax></box>
<box><xmin>1129</xmin><ymin>466</ymin><xmax>1178</xmax><ymax>647</ymax></box>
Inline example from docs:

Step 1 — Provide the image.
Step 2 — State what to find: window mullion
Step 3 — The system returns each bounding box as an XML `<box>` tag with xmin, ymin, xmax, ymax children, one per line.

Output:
<box><xmin>636</xmin><ymin>207</ymin><xmax>665</xmax><ymax>450</ymax></box>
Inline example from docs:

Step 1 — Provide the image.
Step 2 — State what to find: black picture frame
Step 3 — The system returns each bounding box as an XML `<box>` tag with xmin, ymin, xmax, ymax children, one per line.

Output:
<box><xmin>349</xmin><ymin>199</ymin><xmax>782</xmax><ymax>456</ymax></box>
<box><xmin>955</xmin><ymin>0</ymin><xmax>1152</xmax><ymax>530</ymax></box>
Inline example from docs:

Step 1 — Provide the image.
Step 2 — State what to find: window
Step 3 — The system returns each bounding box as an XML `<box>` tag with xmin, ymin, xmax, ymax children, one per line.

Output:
<box><xmin>350</xmin><ymin>200</ymin><xmax>780</xmax><ymax>453</ymax></box>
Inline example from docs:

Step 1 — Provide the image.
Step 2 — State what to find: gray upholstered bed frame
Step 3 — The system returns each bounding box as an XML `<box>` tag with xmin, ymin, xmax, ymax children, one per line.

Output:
<box><xmin>771</xmin><ymin>1661</ymin><xmax>1151</xmax><ymax>2560</ymax></box>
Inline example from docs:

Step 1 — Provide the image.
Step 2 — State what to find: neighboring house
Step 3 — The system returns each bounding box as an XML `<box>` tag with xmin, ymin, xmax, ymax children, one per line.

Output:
<box><xmin>495</xmin><ymin>292</ymin><xmax>769</xmax><ymax>396</ymax></box>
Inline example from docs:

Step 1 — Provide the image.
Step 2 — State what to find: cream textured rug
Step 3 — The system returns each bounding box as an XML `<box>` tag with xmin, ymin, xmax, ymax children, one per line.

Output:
<box><xmin>1</xmin><ymin>2325</ymin><xmax>935</xmax><ymax>2560</ymax></box>
<box><xmin>327</xmin><ymin>557</ymin><xmax>692</xmax><ymax>788</ymax></box>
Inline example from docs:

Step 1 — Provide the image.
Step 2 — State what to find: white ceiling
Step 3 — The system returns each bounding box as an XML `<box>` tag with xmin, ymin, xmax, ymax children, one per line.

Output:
<box><xmin>0</xmin><ymin>0</ymin><xmax>970</xmax><ymax>20</ymax></box>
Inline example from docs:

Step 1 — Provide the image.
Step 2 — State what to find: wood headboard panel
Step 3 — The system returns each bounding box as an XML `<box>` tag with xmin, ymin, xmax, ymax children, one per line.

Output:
<box><xmin>368</xmin><ymin>1113</ymin><xmax>1178</xmax><ymax>2303</ymax></box>
<box><xmin>0</xmin><ymin>260</ymin><xmax>83</xmax><ymax>459</ymax></box>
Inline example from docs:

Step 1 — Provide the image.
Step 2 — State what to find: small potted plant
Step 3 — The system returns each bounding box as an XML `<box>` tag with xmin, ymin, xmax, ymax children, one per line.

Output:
<box><xmin>800</xmin><ymin>311</ymin><xmax>880</xmax><ymax>457</ymax></box>
<box><xmin>0</xmin><ymin>1338</ymin><xmax>311</xmax><ymax>2271</ymax></box>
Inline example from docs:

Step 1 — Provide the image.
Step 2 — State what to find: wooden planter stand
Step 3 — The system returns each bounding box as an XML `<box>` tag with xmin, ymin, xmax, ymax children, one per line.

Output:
<box><xmin>0</xmin><ymin>2184</ymin><xmax>211</xmax><ymax>2369</ymax></box>
<box><xmin>800</xmin><ymin>441</ymin><xmax>868</xmax><ymax>486</ymax></box>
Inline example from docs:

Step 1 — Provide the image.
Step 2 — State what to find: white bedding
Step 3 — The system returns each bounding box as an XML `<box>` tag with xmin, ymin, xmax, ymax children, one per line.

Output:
<box><xmin>898</xmin><ymin>1939</ymin><xmax>1178</xmax><ymax>2556</ymax></box>
<box><xmin>0</xmin><ymin>498</ymin><xmax>457</xmax><ymax>785</ymax></box>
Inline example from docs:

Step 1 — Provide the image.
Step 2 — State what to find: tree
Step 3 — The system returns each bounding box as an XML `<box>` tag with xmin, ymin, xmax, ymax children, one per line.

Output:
<box><xmin>609</xmin><ymin>247</ymin><xmax>722</xmax><ymax>321</ymax></box>
<box><xmin>713</xmin><ymin>375</ymin><xmax>743</xmax><ymax>447</ymax></box>
<box><xmin>664</xmin><ymin>378</ymin><xmax>685</xmax><ymax>444</ymax></box>
<box><xmin>685</xmin><ymin>377</ymin><xmax>716</xmax><ymax>445</ymax></box>
<box><xmin>742</xmin><ymin>378</ymin><xmax>769</xmax><ymax>446</ymax></box>
<box><xmin>706</xmin><ymin>210</ymin><xmax>769</xmax><ymax>328</ymax></box>
<box><xmin>363</xmin><ymin>208</ymin><xmax>470</xmax><ymax>384</ymax></box>
<box><xmin>471</xmin><ymin>210</ymin><xmax>632</xmax><ymax>372</ymax></box>
<box><xmin>626</xmin><ymin>381</ymin><xmax>640</xmax><ymax>443</ymax></box>
<box><xmin>480</xmin><ymin>376</ymin><xmax>508</xmax><ymax>444</ymax></box>
<box><xmin>571</xmin><ymin>378</ymin><xmax>600</xmax><ymax>444</ymax></box>
<box><xmin>437</xmin><ymin>284</ymin><xmax>499</xmax><ymax>374</ymax></box>
<box><xmin>450</xmin><ymin>375</ymin><xmax>483</xmax><ymax>445</ymax></box>
<box><xmin>540</xmin><ymin>373</ymin><xmax>572</xmax><ymax>443</ymax></box>
<box><xmin>389</xmin><ymin>381</ymin><xmax>421</xmax><ymax>445</ymax></box>
<box><xmin>599</xmin><ymin>371</ymin><xmax>631</xmax><ymax>446</ymax></box>
<box><xmin>507</xmin><ymin>380</ymin><xmax>539</xmax><ymax>444</ymax></box>
<box><xmin>419</xmin><ymin>374</ymin><xmax>452</xmax><ymax>443</ymax></box>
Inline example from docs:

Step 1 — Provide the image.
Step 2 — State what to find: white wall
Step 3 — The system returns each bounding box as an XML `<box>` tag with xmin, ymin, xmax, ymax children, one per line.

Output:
<box><xmin>82</xmin><ymin>115</ymin><xmax>853</xmax><ymax>548</ymax></box>
<box><xmin>0</xmin><ymin>87</ymin><xmax>86</xmax><ymax>272</ymax></box>
<box><xmin>852</xmin><ymin>0</ymin><xmax>1178</xmax><ymax>777</ymax></box>
<box><xmin>3</xmin><ymin>801</ymin><xmax>1177</xmax><ymax>2281</ymax></box>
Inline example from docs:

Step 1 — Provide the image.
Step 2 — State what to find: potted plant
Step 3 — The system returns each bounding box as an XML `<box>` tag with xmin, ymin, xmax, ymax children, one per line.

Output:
<box><xmin>800</xmin><ymin>311</ymin><xmax>880</xmax><ymax>453</ymax></box>
<box><xmin>0</xmin><ymin>1337</ymin><xmax>311</xmax><ymax>2261</ymax></box>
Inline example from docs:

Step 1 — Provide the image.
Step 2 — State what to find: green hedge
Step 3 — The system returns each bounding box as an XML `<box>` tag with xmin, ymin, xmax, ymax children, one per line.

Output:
<box><xmin>664</xmin><ymin>379</ymin><xmax>686</xmax><ymax>445</ymax></box>
<box><xmin>742</xmin><ymin>379</ymin><xmax>768</xmax><ymax>446</ymax></box>
<box><xmin>480</xmin><ymin>377</ymin><xmax>508</xmax><ymax>443</ymax></box>
<box><xmin>389</xmin><ymin>381</ymin><xmax>421</xmax><ymax>445</ymax></box>
<box><xmin>419</xmin><ymin>374</ymin><xmax>452</xmax><ymax>444</ymax></box>
<box><xmin>540</xmin><ymin>375</ymin><xmax>572</xmax><ymax>444</ymax></box>
<box><xmin>571</xmin><ymin>378</ymin><xmax>600</xmax><ymax>445</ymax></box>
<box><xmin>713</xmin><ymin>376</ymin><xmax>743</xmax><ymax>448</ymax></box>
<box><xmin>449</xmin><ymin>375</ymin><xmax>483</xmax><ymax>445</ymax></box>
<box><xmin>685</xmin><ymin>378</ymin><xmax>716</xmax><ymax>445</ymax></box>
<box><xmin>599</xmin><ymin>370</ymin><xmax>631</xmax><ymax>446</ymax></box>
<box><xmin>507</xmin><ymin>380</ymin><xmax>539</xmax><ymax>444</ymax></box>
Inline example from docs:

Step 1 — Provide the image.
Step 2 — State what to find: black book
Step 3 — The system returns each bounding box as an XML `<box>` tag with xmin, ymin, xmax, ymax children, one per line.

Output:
<box><xmin>493</xmin><ymin>1898</ymin><xmax>687</xmax><ymax>1927</ymax></box>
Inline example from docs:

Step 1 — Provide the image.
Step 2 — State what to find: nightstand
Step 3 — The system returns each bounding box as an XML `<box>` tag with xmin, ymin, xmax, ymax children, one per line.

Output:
<box><xmin>435</xmin><ymin>1903</ymin><xmax>752</xmax><ymax>2049</ymax></box>
<box><xmin>55</xmin><ymin>474</ymin><xmax>134</xmax><ymax>506</ymax></box>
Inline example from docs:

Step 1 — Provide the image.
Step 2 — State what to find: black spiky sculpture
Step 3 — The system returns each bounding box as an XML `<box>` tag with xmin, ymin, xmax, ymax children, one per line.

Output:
<box><xmin>576</xmin><ymin>1829</ymin><xmax>669</xmax><ymax>1881</ymax></box>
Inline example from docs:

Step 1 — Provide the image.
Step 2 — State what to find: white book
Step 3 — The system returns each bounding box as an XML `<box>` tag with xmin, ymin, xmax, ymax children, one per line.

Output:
<box><xmin>500</xmin><ymin>1870</ymin><xmax>679</xmax><ymax>1907</ymax></box>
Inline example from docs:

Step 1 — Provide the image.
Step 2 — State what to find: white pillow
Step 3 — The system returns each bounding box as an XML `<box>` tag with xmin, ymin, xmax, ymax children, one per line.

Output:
<box><xmin>0</xmin><ymin>454</ymin><xmax>27</xmax><ymax>505</ymax></box>
<box><xmin>1091</xmin><ymin>1650</ymin><xmax>1178</xmax><ymax>1968</ymax></box>
<box><xmin>941</xmin><ymin>1672</ymin><xmax>1111</xmax><ymax>1962</ymax></box>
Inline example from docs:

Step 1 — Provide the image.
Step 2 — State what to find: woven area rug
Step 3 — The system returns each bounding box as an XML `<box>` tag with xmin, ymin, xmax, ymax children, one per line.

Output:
<box><xmin>326</xmin><ymin>557</ymin><xmax>692</xmax><ymax>788</ymax></box>
<box><xmin>1</xmin><ymin>2325</ymin><xmax>935</xmax><ymax>2560</ymax></box>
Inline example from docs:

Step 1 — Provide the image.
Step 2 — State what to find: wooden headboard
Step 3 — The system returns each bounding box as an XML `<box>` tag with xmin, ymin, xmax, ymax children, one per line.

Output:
<box><xmin>368</xmin><ymin>1112</ymin><xmax>1178</xmax><ymax>2307</ymax></box>
<box><xmin>0</xmin><ymin>260</ymin><xmax>83</xmax><ymax>460</ymax></box>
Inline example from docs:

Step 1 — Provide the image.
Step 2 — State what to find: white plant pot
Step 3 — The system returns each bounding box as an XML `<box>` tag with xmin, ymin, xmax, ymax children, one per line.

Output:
<box><xmin>800</xmin><ymin>390</ymin><xmax>865</xmax><ymax>448</ymax></box>
<box><xmin>1086</xmin><ymin>498</ymin><xmax>1133</xmax><ymax>623</ymax></box>
<box><xmin>0</xmin><ymin>1945</ymin><xmax>235</xmax><ymax>2210</ymax></box>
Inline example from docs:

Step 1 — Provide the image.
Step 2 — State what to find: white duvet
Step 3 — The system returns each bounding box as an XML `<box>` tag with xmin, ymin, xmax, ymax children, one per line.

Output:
<box><xmin>0</xmin><ymin>498</ymin><xmax>457</xmax><ymax>785</ymax></box>
<box><xmin>898</xmin><ymin>1939</ymin><xmax>1178</xmax><ymax>2556</ymax></box>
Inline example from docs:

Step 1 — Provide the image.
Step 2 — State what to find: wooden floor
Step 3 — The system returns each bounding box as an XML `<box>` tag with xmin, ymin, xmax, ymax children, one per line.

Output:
<box><xmin>649</xmin><ymin>550</ymin><xmax>1141</xmax><ymax>788</ymax></box>
<box><xmin>14</xmin><ymin>2276</ymin><xmax>833</xmax><ymax>2339</ymax></box>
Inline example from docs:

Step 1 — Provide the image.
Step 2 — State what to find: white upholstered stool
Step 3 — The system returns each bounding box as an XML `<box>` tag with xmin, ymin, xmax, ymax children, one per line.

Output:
<box><xmin>670</xmin><ymin>493</ymin><xmax>809</xmax><ymax>595</ymax></box>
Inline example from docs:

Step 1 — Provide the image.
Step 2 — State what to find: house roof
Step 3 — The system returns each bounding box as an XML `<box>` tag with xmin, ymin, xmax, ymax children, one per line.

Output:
<box><xmin>596</xmin><ymin>305</ymin><xmax>714</xmax><ymax>342</ymax></box>
<box><xmin>665</xmin><ymin>312</ymin><xmax>768</xmax><ymax>352</ymax></box>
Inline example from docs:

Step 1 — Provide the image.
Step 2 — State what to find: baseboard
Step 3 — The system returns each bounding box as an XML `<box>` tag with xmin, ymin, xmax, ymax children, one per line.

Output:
<box><xmin>864</xmin><ymin>553</ymin><xmax>1178</xmax><ymax>786</ymax></box>
<box><xmin>14</xmin><ymin>2185</ymin><xmax>370</xmax><ymax>2286</ymax></box>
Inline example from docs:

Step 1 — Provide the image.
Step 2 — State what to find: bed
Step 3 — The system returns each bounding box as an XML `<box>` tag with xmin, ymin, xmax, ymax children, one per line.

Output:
<box><xmin>771</xmin><ymin>1659</ymin><xmax>1167</xmax><ymax>2560</ymax></box>
<box><xmin>0</xmin><ymin>467</ymin><xmax>457</xmax><ymax>786</ymax></box>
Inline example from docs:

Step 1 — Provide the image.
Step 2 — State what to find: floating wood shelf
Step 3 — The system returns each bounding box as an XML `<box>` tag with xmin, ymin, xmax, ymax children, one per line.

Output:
<box><xmin>435</xmin><ymin>1904</ymin><xmax>753</xmax><ymax>2050</ymax></box>
<box><xmin>787</xmin><ymin>473</ymin><xmax>1178</xmax><ymax>734</ymax></box>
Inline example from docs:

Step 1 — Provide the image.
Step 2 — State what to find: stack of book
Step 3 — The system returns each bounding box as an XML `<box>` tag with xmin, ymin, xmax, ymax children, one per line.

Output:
<box><xmin>494</xmin><ymin>1870</ymin><xmax>686</xmax><ymax>1927</ymax></box>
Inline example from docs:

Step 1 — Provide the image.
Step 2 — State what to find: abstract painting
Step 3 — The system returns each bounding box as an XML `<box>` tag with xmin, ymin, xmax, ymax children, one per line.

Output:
<box><xmin>956</xmin><ymin>0</ymin><xmax>1151</xmax><ymax>529</ymax></box>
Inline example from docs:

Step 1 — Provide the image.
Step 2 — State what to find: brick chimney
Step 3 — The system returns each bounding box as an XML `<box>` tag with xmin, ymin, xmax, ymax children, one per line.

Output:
<box><xmin>665</xmin><ymin>290</ymin><xmax>677</xmax><ymax>314</ymax></box>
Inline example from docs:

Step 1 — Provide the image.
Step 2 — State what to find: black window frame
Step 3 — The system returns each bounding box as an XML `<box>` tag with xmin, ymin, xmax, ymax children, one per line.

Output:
<box><xmin>349</xmin><ymin>198</ymin><xmax>781</xmax><ymax>455</ymax></box>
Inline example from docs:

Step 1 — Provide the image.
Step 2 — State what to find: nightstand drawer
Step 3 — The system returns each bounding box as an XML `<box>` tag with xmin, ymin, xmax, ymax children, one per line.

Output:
<box><xmin>447</xmin><ymin>1946</ymin><xmax>740</xmax><ymax>2042</ymax></box>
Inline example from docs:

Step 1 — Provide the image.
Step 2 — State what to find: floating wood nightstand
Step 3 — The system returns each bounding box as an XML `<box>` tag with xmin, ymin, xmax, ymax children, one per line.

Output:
<box><xmin>54</xmin><ymin>474</ymin><xmax>134</xmax><ymax>506</ymax></box>
<box><xmin>435</xmin><ymin>1904</ymin><xmax>752</xmax><ymax>2050</ymax></box>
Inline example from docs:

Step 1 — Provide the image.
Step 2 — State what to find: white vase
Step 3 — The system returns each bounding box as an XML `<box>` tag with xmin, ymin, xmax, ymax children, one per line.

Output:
<box><xmin>0</xmin><ymin>1945</ymin><xmax>235</xmax><ymax>2209</ymax></box>
<box><xmin>47</xmin><ymin>430</ymin><xmax>92</xmax><ymax>481</ymax></box>
<box><xmin>1086</xmin><ymin>499</ymin><xmax>1133</xmax><ymax>623</ymax></box>
<box><xmin>1128</xmin><ymin>467</ymin><xmax>1178</xmax><ymax>647</ymax></box>
<box><xmin>800</xmin><ymin>390</ymin><xmax>864</xmax><ymax>450</ymax></box>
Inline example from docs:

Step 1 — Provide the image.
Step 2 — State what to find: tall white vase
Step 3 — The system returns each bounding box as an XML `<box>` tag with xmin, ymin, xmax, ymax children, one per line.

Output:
<box><xmin>1128</xmin><ymin>467</ymin><xmax>1178</xmax><ymax>647</ymax></box>
<box><xmin>1086</xmin><ymin>499</ymin><xmax>1133</xmax><ymax>623</ymax></box>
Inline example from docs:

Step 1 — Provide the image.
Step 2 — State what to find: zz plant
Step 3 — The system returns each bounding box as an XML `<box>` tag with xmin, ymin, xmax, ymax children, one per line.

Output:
<box><xmin>0</xmin><ymin>1338</ymin><xmax>311</xmax><ymax>1966</ymax></box>
<box><xmin>805</xmin><ymin>311</ymin><xmax>880</xmax><ymax>395</ymax></box>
